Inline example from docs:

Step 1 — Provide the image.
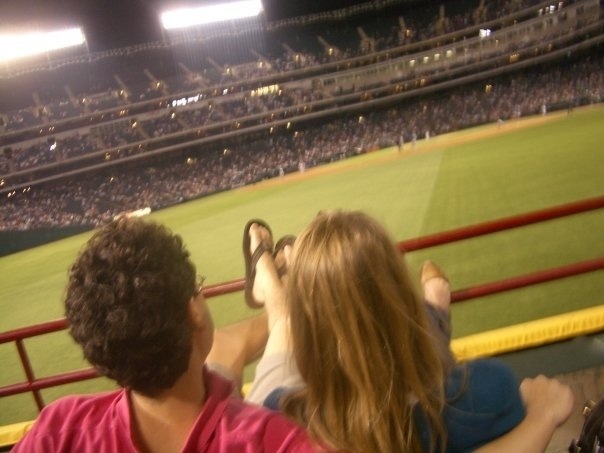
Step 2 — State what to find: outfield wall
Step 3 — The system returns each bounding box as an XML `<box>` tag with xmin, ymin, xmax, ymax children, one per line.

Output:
<box><xmin>0</xmin><ymin>226</ymin><xmax>92</xmax><ymax>257</ymax></box>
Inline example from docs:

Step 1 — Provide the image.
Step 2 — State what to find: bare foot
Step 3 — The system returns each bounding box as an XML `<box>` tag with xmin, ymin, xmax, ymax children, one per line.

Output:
<box><xmin>249</xmin><ymin>224</ymin><xmax>287</xmax><ymax>329</ymax></box>
<box><xmin>248</xmin><ymin>223</ymin><xmax>274</xmax><ymax>305</ymax></box>
<box><xmin>274</xmin><ymin>235</ymin><xmax>295</xmax><ymax>285</ymax></box>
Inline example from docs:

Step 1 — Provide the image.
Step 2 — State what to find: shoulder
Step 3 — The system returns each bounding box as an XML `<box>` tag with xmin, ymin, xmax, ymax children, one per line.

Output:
<box><xmin>199</xmin><ymin>370</ymin><xmax>316</xmax><ymax>452</ymax></box>
<box><xmin>22</xmin><ymin>391</ymin><xmax>122</xmax><ymax>427</ymax></box>
<box><xmin>220</xmin><ymin>397</ymin><xmax>315</xmax><ymax>451</ymax></box>
<box><xmin>13</xmin><ymin>390</ymin><xmax>134</xmax><ymax>452</ymax></box>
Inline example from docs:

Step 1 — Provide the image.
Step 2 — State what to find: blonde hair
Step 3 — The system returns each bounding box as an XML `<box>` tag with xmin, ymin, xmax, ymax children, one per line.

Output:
<box><xmin>283</xmin><ymin>211</ymin><xmax>445</xmax><ymax>453</ymax></box>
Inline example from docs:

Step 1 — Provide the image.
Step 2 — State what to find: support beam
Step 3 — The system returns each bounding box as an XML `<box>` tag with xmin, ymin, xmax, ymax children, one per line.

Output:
<box><xmin>113</xmin><ymin>75</ymin><xmax>130</xmax><ymax>101</ymax></box>
<box><xmin>206</xmin><ymin>57</ymin><xmax>224</xmax><ymax>72</ymax></box>
<box><xmin>144</xmin><ymin>69</ymin><xmax>170</xmax><ymax>96</ymax></box>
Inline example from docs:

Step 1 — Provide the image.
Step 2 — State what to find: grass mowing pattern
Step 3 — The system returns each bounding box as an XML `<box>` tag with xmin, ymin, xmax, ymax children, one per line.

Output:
<box><xmin>0</xmin><ymin>105</ymin><xmax>602</xmax><ymax>425</ymax></box>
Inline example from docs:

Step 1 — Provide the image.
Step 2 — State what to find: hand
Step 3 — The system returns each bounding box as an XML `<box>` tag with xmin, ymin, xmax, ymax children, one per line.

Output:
<box><xmin>520</xmin><ymin>375</ymin><xmax>575</xmax><ymax>428</ymax></box>
<box><xmin>475</xmin><ymin>376</ymin><xmax>576</xmax><ymax>453</ymax></box>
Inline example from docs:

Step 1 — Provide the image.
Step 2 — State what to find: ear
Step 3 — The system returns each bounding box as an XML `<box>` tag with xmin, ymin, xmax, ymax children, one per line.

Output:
<box><xmin>188</xmin><ymin>297</ymin><xmax>206</xmax><ymax>329</ymax></box>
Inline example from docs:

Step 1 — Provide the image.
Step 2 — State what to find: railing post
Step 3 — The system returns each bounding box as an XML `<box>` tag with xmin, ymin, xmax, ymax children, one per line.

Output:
<box><xmin>16</xmin><ymin>339</ymin><xmax>45</xmax><ymax>411</ymax></box>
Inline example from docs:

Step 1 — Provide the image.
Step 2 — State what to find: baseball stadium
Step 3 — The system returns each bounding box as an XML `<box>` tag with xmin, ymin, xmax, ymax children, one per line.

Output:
<box><xmin>0</xmin><ymin>0</ymin><xmax>603</xmax><ymax>451</ymax></box>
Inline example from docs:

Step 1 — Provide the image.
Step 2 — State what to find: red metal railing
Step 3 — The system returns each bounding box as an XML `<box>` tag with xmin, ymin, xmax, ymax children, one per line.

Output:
<box><xmin>1</xmin><ymin>195</ymin><xmax>603</xmax><ymax>411</ymax></box>
<box><xmin>397</xmin><ymin>196</ymin><xmax>604</xmax><ymax>252</ymax></box>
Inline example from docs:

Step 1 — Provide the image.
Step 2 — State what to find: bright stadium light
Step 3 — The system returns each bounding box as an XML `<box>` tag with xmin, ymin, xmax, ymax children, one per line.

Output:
<box><xmin>0</xmin><ymin>27</ymin><xmax>86</xmax><ymax>63</ymax></box>
<box><xmin>160</xmin><ymin>0</ymin><xmax>264</xmax><ymax>30</ymax></box>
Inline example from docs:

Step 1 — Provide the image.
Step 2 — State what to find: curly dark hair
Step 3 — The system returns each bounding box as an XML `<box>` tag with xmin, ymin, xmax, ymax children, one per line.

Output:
<box><xmin>65</xmin><ymin>217</ymin><xmax>197</xmax><ymax>396</ymax></box>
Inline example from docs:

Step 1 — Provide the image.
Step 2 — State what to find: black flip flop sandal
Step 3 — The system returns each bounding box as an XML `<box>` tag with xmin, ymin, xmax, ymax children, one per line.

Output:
<box><xmin>242</xmin><ymin>219</ymin><xmax>273</xmax><ymax>308</ymax></box>
<box><xmin>273</xmin><ymin>235</ymin><xmax>296</xmax><ymax>279</ymax></box>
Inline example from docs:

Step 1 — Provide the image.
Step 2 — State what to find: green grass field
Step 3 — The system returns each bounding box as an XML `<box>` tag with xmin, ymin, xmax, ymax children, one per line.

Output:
<box><xmin>1</xmin><ymin>106</ymin><xmax>603</xmax><ymax>425</ymax></box>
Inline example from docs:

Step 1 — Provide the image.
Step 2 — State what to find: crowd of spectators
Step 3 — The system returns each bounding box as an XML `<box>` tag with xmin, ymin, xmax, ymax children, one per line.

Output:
<box><xmin>1</xmin><ymin>53</ymin><xmax>601</xmax><ymax>231</ymax></box>
<box><xmin>6</xmin><ymin>86</ymin><xmax>327</xmax><ymax>172</ymax></box>
<box><xmin>7</xmin><ymin>0</ymin><xmax>593</xmax><ymax>175</ymax></box>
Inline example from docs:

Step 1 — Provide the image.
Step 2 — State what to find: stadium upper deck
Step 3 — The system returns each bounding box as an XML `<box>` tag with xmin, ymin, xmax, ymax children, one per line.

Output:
<box><xmin>1</xmin><ymin>0</ymin><xmax>592</xmax><ymax>132</ymax></box>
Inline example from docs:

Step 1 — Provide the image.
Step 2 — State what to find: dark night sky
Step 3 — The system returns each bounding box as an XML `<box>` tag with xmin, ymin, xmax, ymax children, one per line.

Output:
<box><xmin>0</xmin><ymin>0</ymin><xmax>397</xmax><ymax>51</ymax></box>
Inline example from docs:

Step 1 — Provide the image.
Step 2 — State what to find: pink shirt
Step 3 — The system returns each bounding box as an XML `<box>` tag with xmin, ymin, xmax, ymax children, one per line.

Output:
<box><xmin>13</xmin><ymin>367</ymin><xmax>317</xmax><ymax>452</ymax></box>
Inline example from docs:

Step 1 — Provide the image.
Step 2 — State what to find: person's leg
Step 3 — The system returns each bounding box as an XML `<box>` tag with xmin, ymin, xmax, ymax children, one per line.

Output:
<box><xmin>206</xmin><ymin>223</ymin><xmax>287</xmax><ymax>388</ymax></box>
<box><xmin>244</xmin><ymin>222</ymin><xmax>303</xmax><ymax>404</ymax></box>
<box><xmin>206</xmin><ymin>312</ymin><xmax>269</xmax><ymax>389</ymax></box>
<box><xmin>421</xmin><ymin>260</ymin><xmax>451</xmax><ymax>312</ymax></box>
<box><xmin>421</xmin><ymin>260</ymin><xmax>456</xmax><ymax>369</ymax></box>
<box><xmin>248</xmin><ymin>223</ymin><xmax>288</xmax><ymax>332</ymax></box>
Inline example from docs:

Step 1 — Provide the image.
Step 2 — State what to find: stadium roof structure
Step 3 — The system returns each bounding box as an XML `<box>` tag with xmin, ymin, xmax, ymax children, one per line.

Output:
<box><xmin>0</xmin><ymin>0</ymin><xmax>423</xmax><ymax>51</ymax></box>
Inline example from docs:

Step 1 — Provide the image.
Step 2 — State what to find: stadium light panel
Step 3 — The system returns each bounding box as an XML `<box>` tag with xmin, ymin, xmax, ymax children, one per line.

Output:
<box><xmin>160</xmin><ymin>0</ymin><xmax>263</xmax><ymax>30</ymax></box>
<box><xmin>0</xmin><ymin>27</ymin><xmax>86</xmax><ymax>63</ymax></box>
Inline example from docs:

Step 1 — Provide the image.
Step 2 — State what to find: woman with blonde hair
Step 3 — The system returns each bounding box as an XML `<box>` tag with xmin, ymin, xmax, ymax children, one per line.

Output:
<box><xmin>282</xmin><ymin>210</ymin><xmax>446</xmax><ymax>452</ymax></box>
<box><xmin>244</xmin><ymin>211</ymin><xmax>574</xmax><ymax>452</ymax></box>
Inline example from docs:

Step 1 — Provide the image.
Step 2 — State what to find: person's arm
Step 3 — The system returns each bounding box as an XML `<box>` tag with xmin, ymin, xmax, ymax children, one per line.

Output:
<box><xmin>475</xmin><ymin>375</ymin><xmax>575</xmax><ymax>453</ymax></box>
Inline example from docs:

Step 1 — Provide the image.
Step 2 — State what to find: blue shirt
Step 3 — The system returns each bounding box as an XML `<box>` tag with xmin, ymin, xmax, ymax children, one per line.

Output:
<box><xmin>264</xmin><ymin>358</ymin><xmax>525</xmax><ymax>453</ymax></box>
